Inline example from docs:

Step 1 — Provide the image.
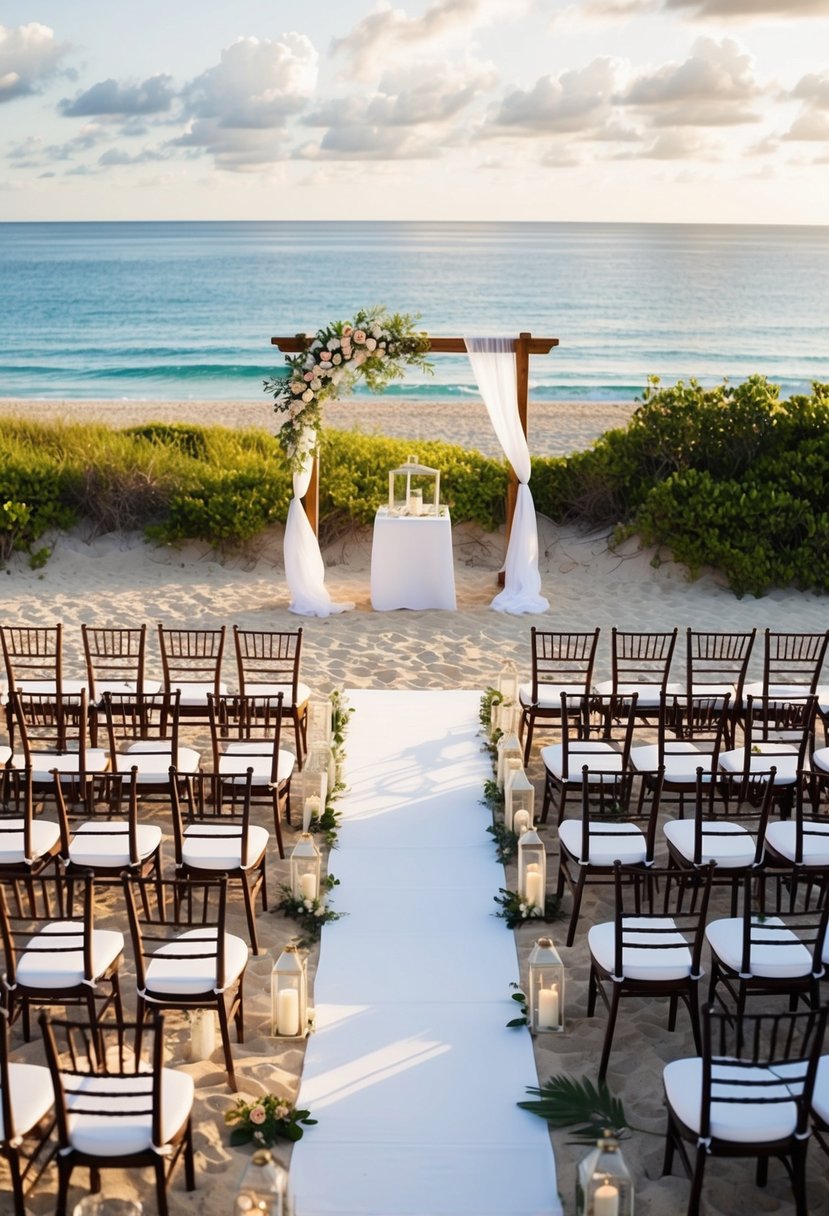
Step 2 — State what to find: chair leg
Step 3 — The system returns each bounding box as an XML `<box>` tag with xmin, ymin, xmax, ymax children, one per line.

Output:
<box><xmin>6</xmin><ymin>1147</ymin><xmax>25</xmax><ymax>1216</ymax></box>
<box><xmin>597</xmin><ymin>984</ymin><xmax>621</xmax><ymax>1082</ymax></box>
<box><xmin>155</xmin><ymin>1156</ymin><xmax>170</xmax><ymax>1216</ymax></box>
<box><xmin>586</xmin><ymin>965</ymin><xmax>598</xmax><ymax>1017</ymax></box>
<box><xmin>235</xmin><ymin>974</ymin><xmax>245</xmax><ymax>1043</ymax></box>
<box><xmin>239</xmin><ymin>875</ymin><xmax>259</xmax><ymax>955</ymax></box>
<box><xmin>687</xmin><ymin>1144</ymin><xmax>708</xmax><ymax>1216</ymax></box>
<box><xmin>566</xmin><ymin>869</ymin><xmax>587</xmax><ymax>948</ymax></box>
<box><xmin>522</xmin><ymin>711</ymin><xmax>535</xmax><ymax>766</ymax></box>
<box><xmin>661</xmin><ymin>1115</ymin><xmax>677</xmax><ymax>1178</ymax></box>
<box><xmin>755</xmin><ymin>1155</ymin><xmax>768</xmax><ymax>1186</ymax></box>
<box><xmin>271</xmin><ymin>793</ymin><xmax>285</xmax><ymax>860</ymax></box>
<box><xmin>688</xmin><ymin>986</ymin><xmax>702</xmax><ymax>1055</ymax></box>
<box><xmin>791</xmin><ymin>1140</ymin><xmax>810</xmax><ymax>1216</ymax></box>
<box><xmin>183</xmin><ymin>1117</ymin><xmax>196</xmax><ymax>1191</ymax></box>
<box><xmin>217</xmin><ymin>999</ymin><xmax>237</xmax><ymax>1091</ymax></box>
<box><xmin>56</xmin><ymin>1158</ymin><xmax>73</xmax><ymax>1216</ymax></box>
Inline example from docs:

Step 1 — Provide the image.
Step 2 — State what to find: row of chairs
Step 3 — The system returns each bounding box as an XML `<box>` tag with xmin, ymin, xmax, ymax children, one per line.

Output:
<box><xmin>0</xmin><ymin>623</ymin><xmax>311</xmax><ymax>763</ymax></box>
<box><xmin>520</xmin><ymin>626</ymin><xmax>829</xmax><ymax>761</ymax></box>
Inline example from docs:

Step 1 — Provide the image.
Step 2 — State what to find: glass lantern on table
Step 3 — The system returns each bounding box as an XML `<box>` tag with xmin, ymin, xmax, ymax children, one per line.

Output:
<box><xmin>388</xmin><ymin>454</ymin><xmax>441</xmax><ymax>517</ymax></box>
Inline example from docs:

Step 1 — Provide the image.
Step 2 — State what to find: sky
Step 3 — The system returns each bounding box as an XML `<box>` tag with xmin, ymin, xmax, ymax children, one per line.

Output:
<box><xmin>1</xmin><ymin>0</ymin><xmax>827</xmax><ymax>224</ymax></box>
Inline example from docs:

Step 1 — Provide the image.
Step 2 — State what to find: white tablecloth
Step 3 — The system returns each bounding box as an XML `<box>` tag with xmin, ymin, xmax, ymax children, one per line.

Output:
<box><xmin>370</xmin><ymin>509</ymin><xmax>457</xmax><ymax>611</ymax></box>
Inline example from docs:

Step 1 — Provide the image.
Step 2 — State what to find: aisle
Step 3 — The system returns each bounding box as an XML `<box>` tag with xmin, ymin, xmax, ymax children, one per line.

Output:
<box><xmin>291</xmin><ymin>690</ymin><xmax>561</xmax><ymax>1216</ymax></box>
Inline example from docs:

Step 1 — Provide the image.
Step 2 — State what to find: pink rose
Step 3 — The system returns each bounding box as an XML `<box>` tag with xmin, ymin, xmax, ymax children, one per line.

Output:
<box><xmin>249</xmin><ymin>1107</ymin><xmax>267</xmax><ymax>1125</ymax></box>
<box><xmin>342</xmin><ymin>325</ymin><xmax>353</xmax><ymax>337</ymax></box>
<box><xmin>353</xmin><ymin>330</ymin><xmax>367</xmax><ymax>344</ymax></box>
<box><xmin>320</xmin><ymin>350</ymin><xmax>332</xmax><ymax>361</ymax></box>
<box><xmin>304</xmin><ymin>371</ymin><xmax>315</xmax><ymax>382</ymax></box>
<box><xmin>365</xmin><ymin>338</ymin><xmax>377</xmax><ymax>351</ymax></box>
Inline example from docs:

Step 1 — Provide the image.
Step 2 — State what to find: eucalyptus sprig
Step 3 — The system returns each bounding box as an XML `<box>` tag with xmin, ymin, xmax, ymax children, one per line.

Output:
<box><xmin>481</xmin><ymin>778</ymin><xmax>505</xmax><ymax>815</ymax></box>
<box><xmin>487</xmin><ymin>821</ymin><xmax>519</xmax><ymax>863</ymax></box>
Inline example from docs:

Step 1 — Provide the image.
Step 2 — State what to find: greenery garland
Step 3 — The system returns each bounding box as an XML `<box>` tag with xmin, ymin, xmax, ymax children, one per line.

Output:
<box><xmin>264</xmin><ymin>308</ymin><xmax>432</xmax><ymax>472</ymax></box>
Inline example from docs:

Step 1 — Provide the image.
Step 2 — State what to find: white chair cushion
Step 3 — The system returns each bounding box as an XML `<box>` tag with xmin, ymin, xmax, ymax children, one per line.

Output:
<box><xmin>818</xmin><ymin>687</ymin><xmax>829</xmax><ymax>715</ymax></box>
<box><xmin>17</xmin><ymin>680</ymin><xmax>88</xmax><ymax>695</ymax></box>
<box><xmin>121</xmin><ymin>742</ymin><xmax>201</xmax><ymax>780</ymax></box>
<box><xmin>664</xmin><ymin>819</ymin><xmax>757</xmax><ymax>868</ymax></box>
<box><xmin>68</xmin><ymin>821</ymin><xmax>162</xmax><ymax>867</ymax></box>
<box><xmin>144</xmin><ymin>928</ymin><xmax>248</xmax><ymax>996</ymax></box>
<box><xmin>65</xmin><ymin>1068</ymin><xmax>193</xmax><ymax>1157</ymax></box>
<box><xmin>182</xmin><ymin>823</ymin><xmax>269</xmax><ymax>870</ymax></box>
<box><xmin>745</xmin><ymin>682</ymin><xmax>813</xmax><ymax>705</ymax></box>
<box><xmin>813</xmin><ymin>746</ymin><xmax>829</xmax><ymax>775</ymax></box>
<box><xmin>706</xmin><ymin>916</ymin><xmax>813</xmax><ymax>979</ymax></box>
<box><xmin>168</xmin><ymin>681</ymin><xmax>229</xmax><ymax>707</ymax></box>
<box><xmin>808</xmin><ymin>1056</ymin><xmax>829</xmax><ymax>1126</ymax></box>
<box><xmin>558</xmin><ymin>819</ymin><xmax>647</xmax><ymax>866</ymax></box>
<box><xmin>0</xmin><ymin>745</ymin><xmax>11</xmax><ymax>765</ymax></box>
<box><xmin>718</xmin><ymin>744</ymin><xmax>801</xmax><ymax>784</ymax></box>
<box><xmin>93</xmin><ymin>679</ymin><xmax>162</xmax><ymax>698</ymax></box>
<box><xmin>239</xmin><ymin>682</ymin><xmax>311</xmax><ymax>707</ymax></box>
<box><xmin>518</xmin><ymin>682</ymin><xmax>587</xmax><ymax>709</ymax></box>
<box><xmin>16</xmin><ymin>922</ymin><xmax>124</xmax><ymax>989</ymax></box>
<box><xmin>764</xmin><ymin>820</ymin><xmax>829</xmax><ymax>866</ymax></box>
<box><xmin>0</xmin><ymin>1062</ymin><xmax>54</xmax><ymax>1139</ymax></box>
<box><xmin>630</xmin><ymin>742</ymin><xmax>712</xmax><ymax>782</ymax></box>
<box><xmin>589</xmin><ymin>917</ymin><xmax>692</xmax><ymax>981</ymax></box>
<box><xmin>689</xmin><ymin>682</ymin><xmax>737</xmax><ymax>703</ymax></box>
<box><xmin>16</xmin><ymin>750</ymin><xmax>109</xmax><ymax>782</ymax></box>
<box><xmin>217</xmin><ymin>745</ymin><xmax>295</xmax><ymax>785</ymax></box>
<box><xmin>593</xmin><ymin>680</ymin><xmax>683</xmax><ymax>708</ymax></box>
<box><xmin>664</xmin><ymin>1056</ymin><xmax>798</xmax><ymax>1143</ymax></box>
<box><xmin>0</xmin><ymin>817</ymin><xmax>60</xmax><ymax>866</ymax></box>
<box><xmin>540</xmin><ymin>742</ymin><xmax>622</xmax><ymax>783</ymax></box>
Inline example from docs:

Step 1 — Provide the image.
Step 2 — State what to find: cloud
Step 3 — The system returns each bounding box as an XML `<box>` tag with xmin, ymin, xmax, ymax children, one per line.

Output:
<box><xmin>332</xmin><ymin>0</ymin><xmax>514</xmax><ymax>81</ymax></box>
<box><xmin>60</xmin><ymin>74</ymin><xmax>175</xmax><ymax>118</ymax></box>
<box><xmin>173</xmin><ymin>35</ymin><xmax>318</xmax><ymax>170</ymax></box>
<box><xmin>619</xmin><ymin>36</ymin><xmax>763</xmax><ymax>126</ymax></box>
<box><xmin>632</xmin><ymin>127</ymin><xmax>714</xmax><ymax>158</ymax></box>
<box><xmin>791</xmin><ymin>71</ymin><xmax>829</xmax><ymax>110</ymax></box>
<box><xmin>784</xmin><ymin>111</ymin><xmax>829</xmax><ymax>141</ymax></box>
<box><xmin>665</xmin><ymin>0</ymin><xmax>826</xmax><ymax>15</ymax></box>
<box><xmin>0</xmin><ymin>22</ymin><xmax>71</xmax><ymax>103</ymax></box>
<box><xmin>98</xmin><ymin>146</ymin><xmax>167</xmax><ymax>166</ymax></box>
<box><xmin>489</xmin><ymin>58</ymin><xmax>618</xmax><ymax>134</ymax></box>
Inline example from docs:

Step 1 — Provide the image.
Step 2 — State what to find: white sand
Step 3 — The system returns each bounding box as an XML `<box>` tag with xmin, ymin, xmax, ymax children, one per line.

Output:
<box><xmin>2</xmin><ymin>398</ymin><xmax>828</xmax><ymax>1215</ymax></box>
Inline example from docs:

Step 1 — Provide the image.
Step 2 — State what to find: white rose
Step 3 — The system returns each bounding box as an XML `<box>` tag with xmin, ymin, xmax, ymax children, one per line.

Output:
<box><xmin>365</xmin><ymin>338</ymin><xmax>377</xmax><ymax>352</ymax></box>
<box><xmin>332</xmin><ymin>353</ymin><xmax>342</xmax><ymax>365</ymax></box>
<box><xmin>315</xmin><ymin>908</ymin><xmax>325</xmax><ymax>918</ymax></box>
<box><xmin>304</xmin><ymin>898</ymin><xmax>314</xmax><ymax>911</ymax></box>
<box><xmin>310</xmin><ymin>340</ymin><xmax>322</xmax><ymax>351</ymax></box>
<box><xmin>371</xmin><ymin>326</ymin><xmax>382</xmax><ymax>339</ymax></box>
<box><xmin>327</xmin><ymin>338</ymin><xmax>340</xmax><ymax>351</ymax></box>
<box><xmin>302</xmin><ymin>390</ymin><xmax>313</xmax><ymax>403</ymax></box>
<box><xmin>310</xmin><ymin>379</ymin><xmax>322</xmax><ymax>391</ymax></box>
<box><xmin>291</xmin><ymin>382</ymin><xmax>305</xmax><ymax>395</ymax></box>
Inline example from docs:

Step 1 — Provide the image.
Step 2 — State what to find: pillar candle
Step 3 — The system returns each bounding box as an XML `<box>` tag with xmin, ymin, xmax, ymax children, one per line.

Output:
<box><xmin>303</xmin><ymin>795</ymin><xmax>321</xmax><ymax>832</ymax></box>
<box><xmin>277</xmin><ymin>988</ymin><xmax>300</xmax><ymax>1036</ymax></box>
<box><xmin>593</xmin><ymin>1183</ymin><xmax>620</xmax><ymax>1216</ymax></box>
<box><xmin>525</xmin><ymin>867</ymin><xmax>544</xmax><ymax>908</ymax></box>
<box><xmin>190</xmin><ymin>1010</ymin><xmax>216</xmax><ymax>1060</ymax></box>
<box><xmin>299</xmin><ymin>871</ymin><xmax>318</xmax><ymax>901</ymax></box>
<box><xmin>537</xmin><ymin>984</ymin><xmax>559</xmax><ymax>1030</ymax></box>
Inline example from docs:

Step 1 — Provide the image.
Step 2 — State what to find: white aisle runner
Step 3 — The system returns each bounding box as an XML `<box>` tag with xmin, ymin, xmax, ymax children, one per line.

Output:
<box><xmin>291</xmin><ymin>690</ymin><xmax>561</xmax><ymax>1216</ymax></box>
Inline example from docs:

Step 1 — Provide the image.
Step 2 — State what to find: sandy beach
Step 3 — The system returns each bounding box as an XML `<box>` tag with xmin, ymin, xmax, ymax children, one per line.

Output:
<box><xmin>2</xmin><ymin>397</ymin><xmax>828</xmax><ymax>1216</ymax></box>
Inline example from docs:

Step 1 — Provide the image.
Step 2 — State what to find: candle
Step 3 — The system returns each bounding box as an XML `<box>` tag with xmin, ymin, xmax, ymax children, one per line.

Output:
<box><xmin>537</xmin><ymin>984</ymin><xmax>559</xmax><ymax>1030</ymax></box>
<box><xmin>190</xmin><ymin>1009</ymin><xmax>216</xmax><ymax>1060</ymax></box>
<box><xmin>513</xmin><ymin>809</ymin><xmax>531</xmax><ymax>838</ymax></box>
<box><xmin>525</xmin><ymin>866</ymin><xmax>543</xmax><ymax>909</ymax></box>
<box><xmin>593</xmin><ymin>1182</ymin><xmax>620</xmax><ymax>1216</ymax></box>
<box><xmin>410</xmin><ymin>488</ymin><xmax>423</xmax><ymax>516</ymax></box>
<box><xmin>276</xmin><ymin>988</ymin><xmax>300</xmax><ymax>1036</ymax></box>
<box><xmin>299</xmin><ymin>872</ymin><xmax>318</xmax><ymax>901</ymax></box>
<box><xmin>303</xmin><ymin>795</ymin><xmax>321</xmax><ymax>832</ymax></box>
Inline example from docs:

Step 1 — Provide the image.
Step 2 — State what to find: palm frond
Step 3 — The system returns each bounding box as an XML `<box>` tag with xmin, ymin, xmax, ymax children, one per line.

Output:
<box><xmin>518</xmin><ymin>1073</ymin><xmax>630</xmax><ymax>1144</ymax></box>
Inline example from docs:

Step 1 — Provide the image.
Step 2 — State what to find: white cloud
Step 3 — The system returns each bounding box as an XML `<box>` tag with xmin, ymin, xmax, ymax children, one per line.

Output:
<box><xmin>490</xmin><ymin>58</ymin><xmax>618</xmax><ymax>134</ymax></box>
<box><xmin>60</xmin><ymin>75</ymin><xmax>175</xmax><ymax>118</ymax></box>
<box><xmin>634</xmin><ymin>127</ymin><xmax>715</xmax><ymax>157</ymax></box>
<box><xmin>784</xmin><ymin>111</ymin><xmax>829</xmax><ymax>141</ymax></box>
<box><xmin>620</xmin><ymin>36</ymin><xmax>763</xmax><ymax>126</ymax></box>
<box><xmin>0</xmin><ymin>22</ymin><xmax>71</xmax><ymax>103</ymax></box>
<box><xmin>332</xmin><ymin>0</ymin><xmax>516</xmax><ymax>81</ymax></box>
<box><xmin>665</xmin><ymin>0</ymin><xmax>827</xmax><ymax>15</ymax></box>
<box><xmin>792</xmin><ymin>71</ymin><xmax>829</xmax><ymax>110</ymax></box>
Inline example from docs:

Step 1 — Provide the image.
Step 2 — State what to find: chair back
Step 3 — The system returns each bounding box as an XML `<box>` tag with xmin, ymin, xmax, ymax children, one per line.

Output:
<box><xmin>688</xmin><ymin>766</ymin><xmax>772</xmax><ymax>867</ymax></box>
<box><xmin>609</xmin><ymin>860</ymin><xmax>713</xmax><ymax>982</ymax></box>
<box><xmin>12</xmin><ymin>689</ymin><xmax>90</xmax><ymax>767</ymax></box>
<box><xmin>0</xmin><ymin>625</ymin><xmax>63</xmax><ymax>695</ymax></box>
<box><xmin>207</xmin><ymin>692</ymin><xmax>286</xmax><ymax>787</ymax></box>
<box><xmin>529</xmin><ymin>628</ymin><xmax>599</xmax><ymax>702</ymax></box>
<box><xmin>734</xmin><ymin>868</ymin><xmax>829</xmax><ymax>981</ymax></box>
<box><xmin>158</xmin><ymin>625</ymin><xmax>226</xmax><ymax>700</ymax></box>
<box><xmin>558</xmin><ymin>692</ymin><xmax>637</xmax><ymax>783</ymax></box>
<box><xmin>761</xmin><ymin>629</ymin><xmax>829</xmax><ymax>695</ymax></box>
<box><xmin>123</xmin><ymin>873</ymin><xmax>230</xmax><ymax>998</ymax></box>
<box><xmin>0</xmin><ymin>766</ymin><xmax>68</xmax><ymax>869</ymax></box>
<box><xmin>169</xmin><ymin>767</ymin><xmax>256</xmax><ymax>870</ymax></box>
<box><xmin>103</xmin><ymin>690</ymin><xmax>182</xmax><ymax>775</ymax></box>
<box><xmin>743</xmin><ymin>693</ymin><xmax>816</xmax><ymax>762</ymax></box>
<box><xmin>233</xmin><ymin>627</ymin><xmax>302</xmax><ymax>700</ymax></box>
<box><xmin>577</xmin><ymin>766</ymin><xmax>650</xmax><ymax>863</ymax></box>
<box><xmin>40</xmin><ymin>1010</ymin><xmax>167</xmax><ymax>1157</ymax></box>
<box><xmin>699</xmin><ymin>1004</ymin><xmax>828</xmax><ymax>1145</ymax></box>
<box><xmin>82</xmin><ymin>625</ymin><xmax>148</xmax><ymax>701</ymax></box>
<box><xmin>0</xmin><ymin>870</ymin><xmax>96</xmax><ymax>993</ymax></box>
<box><xmin>54</xmin><ymin>767</ymin><xmax>144</xmax><ymax>868</ymax></box>
<box><xmin>686</xmin><ymin>628</ymin><xmax>755</xmax><ymax>704</ymax></box>
<box><xmin>608</xmin><ymin>627</ymin><xmax>678</xmax><ymax>697</ymax></box>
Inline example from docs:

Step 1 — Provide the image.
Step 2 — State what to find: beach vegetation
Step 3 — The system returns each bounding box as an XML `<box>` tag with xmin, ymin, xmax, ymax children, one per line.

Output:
<box><xmin>2</xmin><ymin>376</ymin><xmax>829</xmax><ymax>594</ymax></box>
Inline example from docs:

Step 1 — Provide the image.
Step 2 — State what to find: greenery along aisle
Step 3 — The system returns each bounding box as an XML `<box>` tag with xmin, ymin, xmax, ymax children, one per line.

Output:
<box><xmin>264</xmin><ymin>308</ymin><xmax>433</xmax><ymax>471</ymax></box>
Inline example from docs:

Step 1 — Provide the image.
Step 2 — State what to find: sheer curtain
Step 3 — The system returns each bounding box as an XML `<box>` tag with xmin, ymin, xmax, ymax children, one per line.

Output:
<box><xmin>464</xmin><ymin>337</ymin><xmax>549</xmax><ymax>615</ymax></box>
<box><xmin>284</xmin><ymin>433</ymin><xmax>354</xmax><ymax>617</ymax></box>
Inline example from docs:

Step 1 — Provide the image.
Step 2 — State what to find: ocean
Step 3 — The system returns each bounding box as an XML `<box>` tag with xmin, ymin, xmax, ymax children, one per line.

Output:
<box><xmin>1</xmin><ymin>220</ymin><xmax>828</xmax><ymax>403</ymax></box>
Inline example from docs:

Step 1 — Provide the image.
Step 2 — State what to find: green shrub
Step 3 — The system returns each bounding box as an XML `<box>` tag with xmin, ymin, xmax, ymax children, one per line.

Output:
<box><xmin>150</xmin><ymin>470</ymin><xmax>291</xmax><ymax>546</ymax></box>
<box><xmin>0</xmin><ymin>459</ymin><xmax>75</xmax><ymax>562</ymax></box>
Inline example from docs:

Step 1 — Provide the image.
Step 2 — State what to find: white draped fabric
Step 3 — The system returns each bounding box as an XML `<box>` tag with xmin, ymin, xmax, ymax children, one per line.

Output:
<box><xmin>291</xmin><ymin>689</ymin><xmax>561</xmax><ymax>1216</ymax></box>
<box><xmin>284</xmin><ymin>432</ymin><xmax>354</xmax><ymax>617</ymax></box>
<box><xmin>464</xmin><ymin>337</ymin><xmax>549</xmax><ymax>615</ymax></box>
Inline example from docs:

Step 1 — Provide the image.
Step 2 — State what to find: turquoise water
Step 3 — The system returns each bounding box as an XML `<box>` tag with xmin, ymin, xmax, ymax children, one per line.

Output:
<box><xmin>1</xmin><ymin>220</ymin><xmax>828</xmax><ymax>402</ymax></box>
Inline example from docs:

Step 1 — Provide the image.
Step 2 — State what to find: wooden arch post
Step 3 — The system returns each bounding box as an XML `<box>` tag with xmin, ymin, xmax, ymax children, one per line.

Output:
<box><xmin>270</xmin><ymin>331</ymin><xmax>559</xmax><ymax>559</ymax></box>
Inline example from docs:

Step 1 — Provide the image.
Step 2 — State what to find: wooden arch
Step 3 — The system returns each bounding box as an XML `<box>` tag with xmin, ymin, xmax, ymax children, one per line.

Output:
<box><xmin>270</xmin><ymin>331</ymin><xmax>559</xmax><ymax>542</ymax></box>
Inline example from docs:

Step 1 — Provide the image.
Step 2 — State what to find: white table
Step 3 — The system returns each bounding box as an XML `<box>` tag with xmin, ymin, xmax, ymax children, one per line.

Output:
<box><xmin>370</xmin><ymin>508</ymin><xmax>457</xmax><ymax>611</ymax></box>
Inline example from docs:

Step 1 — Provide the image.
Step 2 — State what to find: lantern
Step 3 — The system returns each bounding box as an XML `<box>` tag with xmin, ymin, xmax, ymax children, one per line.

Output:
<box><xmin>305</xmin><ymin>695</ymin><xmax>333</xmax><ymax>748</ymax></box>
<box><xmin>496</xmin><ymin>731</ymin><xmax>523</xmax><ymax>790</ymax></box>
<box><xmin>290</xmin><ymin>833</ymin><xmax>322</xmax><ymax>903</ymax></box>
<box><xmin>495</xmin><ymin>700</ymin><xmax>520</xmax><ymax>737</ymax></box>
<box><xmin>576</xmin><ymin>1134</ymin><xmax>633</xmax><ymax>1216</ymax></box>
<box><xmin>303</xmin><ymin>740</ymin><xmax>330</xmax><ymax>808</ymax></box>
<box><xmin>505</xmin><ymin>768</ymin><xmax>534</xmax><ymax>833</ymax></box>
<box><xmin>388</xmin><ymin>454</ymin><xmax>441</xmax><ymax>517</ymax></box>
<box><xmin>189</xmin><ymin>1009</ymin><xmax>216</xmax><ymax>1060</ymax></box>
<box><xmin>271</xmin><ymin>945</ymin><xmax>308</xmax><ymax>1038</ymax></box>
<box><xmin>235</xmin><ymin>1146</ymin><xmax>291</xmax><ymax>1216</ymax></box>
<box><xmin>527</xmin><ymin>936</ymin><xmax>565</xmax><ymax>1034</ymax></box>
<box><xmin>497</xmin><ymin>661</ymin><xmax>520</xmax><ymax>706</ymax></box>
<box><xmin>517</xmin><ymin>829</ymin><xmax>546</xmax><ymax>912</ymax></box>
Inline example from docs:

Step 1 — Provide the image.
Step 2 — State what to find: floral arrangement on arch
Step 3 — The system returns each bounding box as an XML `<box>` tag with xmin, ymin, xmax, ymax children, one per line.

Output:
<box><xmin>264</xmin><ymin>307</ymin><xmax>432</xmax><ymax>471</ymax></box>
